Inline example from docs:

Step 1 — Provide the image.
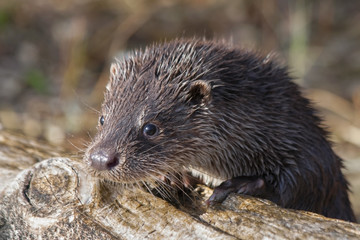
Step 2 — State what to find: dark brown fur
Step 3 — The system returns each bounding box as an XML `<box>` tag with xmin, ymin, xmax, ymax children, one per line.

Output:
<box><xmin>84</xmin><ymin>39</ymin><xmax>356</xmax><ymax>222</ymax></box>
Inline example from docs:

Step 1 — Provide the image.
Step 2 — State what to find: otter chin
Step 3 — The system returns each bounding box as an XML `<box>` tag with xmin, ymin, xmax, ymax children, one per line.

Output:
<box><xmin>84</xmin><ymin>38</ymin><xmax>356</xmax><ymax>222</ymax></box>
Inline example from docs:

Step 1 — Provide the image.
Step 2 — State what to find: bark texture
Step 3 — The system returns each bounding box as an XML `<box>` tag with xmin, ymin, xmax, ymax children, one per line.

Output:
<box><xmin>1</xmin><ymin>130</ymin><xmax>360</xmax><ymax>239</ymax></box>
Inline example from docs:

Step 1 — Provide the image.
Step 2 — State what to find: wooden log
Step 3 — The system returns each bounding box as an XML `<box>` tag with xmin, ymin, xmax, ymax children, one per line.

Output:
<box><xmin>1</xmin><ymin>130</ymin><xmax>360</xmax><ymax>239</ymax></box>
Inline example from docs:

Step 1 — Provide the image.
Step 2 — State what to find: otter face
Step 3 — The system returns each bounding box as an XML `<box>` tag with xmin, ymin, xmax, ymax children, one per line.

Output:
<box><xmin>84</xmin><ymin>41</ymin><xmax>218</xmax><ymax>184</ymax></box>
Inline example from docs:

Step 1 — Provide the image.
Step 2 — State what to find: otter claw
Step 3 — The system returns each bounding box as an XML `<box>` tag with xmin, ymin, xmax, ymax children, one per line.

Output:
<box><xmin>206</xmin><ymin>176</ymin><xmax>265</xmax><ymax>206</ymax></box>
<box><xmin>158</xmin><ymin>172</ymin><xmax>203</xmax><ymax>189</ymax></box>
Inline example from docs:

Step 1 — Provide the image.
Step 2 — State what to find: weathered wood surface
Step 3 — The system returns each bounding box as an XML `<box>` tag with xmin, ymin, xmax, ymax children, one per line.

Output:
<box><xmin>1</xmin><ymin>129</ymin><xmax>360</xmax><ymax>239</ymax></box>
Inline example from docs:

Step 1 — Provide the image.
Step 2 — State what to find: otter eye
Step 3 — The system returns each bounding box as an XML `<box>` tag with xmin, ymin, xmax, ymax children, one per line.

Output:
<box><xmin>143</xmin><ymin>123</ymin><xmax>159</xmax><ymax>137</ymax></box>
<box><xmin>99</xmin><ymin>116</ymin><xmax>105</xmax><ymax>126</ymax></box>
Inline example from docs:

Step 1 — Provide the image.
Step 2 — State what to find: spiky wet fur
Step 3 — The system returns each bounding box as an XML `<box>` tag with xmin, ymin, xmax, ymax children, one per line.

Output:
<box><xmin>84</xmin><ymin>38</ymin><xmax>356</xmax><ymax>222</ymax></box>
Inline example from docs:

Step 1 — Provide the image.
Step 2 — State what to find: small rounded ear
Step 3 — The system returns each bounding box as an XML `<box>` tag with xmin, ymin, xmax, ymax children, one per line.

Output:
<box><xmin>187</xmin><ymin>80</ymin><xmax>212</xmax><ymax>105</ymax></box>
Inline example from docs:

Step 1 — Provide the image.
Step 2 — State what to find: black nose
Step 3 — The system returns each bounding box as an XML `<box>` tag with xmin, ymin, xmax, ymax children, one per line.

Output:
<box><xmin>89</xmin><ymin>149</ymin><xmax>120</xmax><ymax>171</ymax></box>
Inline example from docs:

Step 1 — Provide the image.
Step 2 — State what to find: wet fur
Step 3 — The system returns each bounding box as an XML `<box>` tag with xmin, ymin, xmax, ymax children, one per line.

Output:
<box><xmin>85</xmin><ymin>39</ymin><xmax>356</xmax><ymax>222</ymax></box>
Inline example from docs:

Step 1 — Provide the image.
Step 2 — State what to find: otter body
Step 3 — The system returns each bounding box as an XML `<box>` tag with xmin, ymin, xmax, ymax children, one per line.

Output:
<box><xmin>85</xmin><ymin>39</ymin><xmax>356</xmax><ymax>222</ymax></box>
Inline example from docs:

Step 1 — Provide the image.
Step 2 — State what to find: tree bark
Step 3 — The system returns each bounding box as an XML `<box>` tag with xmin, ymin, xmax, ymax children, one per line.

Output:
<box><xmin>1</xmin><ymin>130</ymin><xmax>360</xmax><ymax>239</ymax></box>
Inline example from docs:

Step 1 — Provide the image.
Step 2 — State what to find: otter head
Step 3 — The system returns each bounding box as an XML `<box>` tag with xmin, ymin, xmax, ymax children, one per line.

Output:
<box><xmin>84</xmin><ymin>40</ymin><xmax>224</xmax><ymax>184</ymax></box>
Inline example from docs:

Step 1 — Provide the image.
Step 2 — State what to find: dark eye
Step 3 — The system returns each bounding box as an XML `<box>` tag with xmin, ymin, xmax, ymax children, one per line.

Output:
<box><xmin>99</xmin><ymin>116</ymin><xmax>105</xmax><ymax>126</ymax></box>
<box><xmin>143</xmin><ymin>123</ymin><xmax>159</xmax><ymax>137</ymax></box>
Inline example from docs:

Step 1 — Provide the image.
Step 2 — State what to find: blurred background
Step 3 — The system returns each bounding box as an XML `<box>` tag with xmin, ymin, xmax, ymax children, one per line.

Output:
<box><xmin>0</xmin><ymin>0</ymin><xmax>360</xmax><ymax>219</ymax></box>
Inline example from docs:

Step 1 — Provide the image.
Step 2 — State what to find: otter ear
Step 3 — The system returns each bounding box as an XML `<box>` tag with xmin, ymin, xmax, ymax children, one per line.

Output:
<box><xmin>187</xmin><ymin>80</ymin><xmax>212</xmax><ymax>105</ymax></box>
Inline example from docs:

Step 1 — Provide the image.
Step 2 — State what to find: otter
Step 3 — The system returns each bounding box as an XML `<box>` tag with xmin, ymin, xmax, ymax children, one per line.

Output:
<box><xmin>84</xmin><ymin>39</ymin><xmax>356</xmax><ymax>222</ymax></box>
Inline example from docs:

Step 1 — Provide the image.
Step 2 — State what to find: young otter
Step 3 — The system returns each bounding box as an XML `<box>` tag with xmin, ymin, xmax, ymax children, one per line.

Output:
<box><xmin>84</xmin><ymin>39</ymin><xmax>356</xmax><ymax>222</ymax></box>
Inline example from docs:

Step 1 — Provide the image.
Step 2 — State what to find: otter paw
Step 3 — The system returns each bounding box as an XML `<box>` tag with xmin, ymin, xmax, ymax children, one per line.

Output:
<box><xmin>206</xmin><ymin>176</ymin><xmax>265</xmax><ymax>206</ymax></box>
<box><xmin>158</xmin><ymin>171</ymin><xmax>202</xmax><ymax>189</ymax></box>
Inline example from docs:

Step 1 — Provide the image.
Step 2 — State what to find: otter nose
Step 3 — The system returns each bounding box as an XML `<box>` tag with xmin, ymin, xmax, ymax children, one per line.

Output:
<box><xmin>89</xmin><ymin>150</ymin><xmax>120</xmax><ymax>171</ymax></box>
